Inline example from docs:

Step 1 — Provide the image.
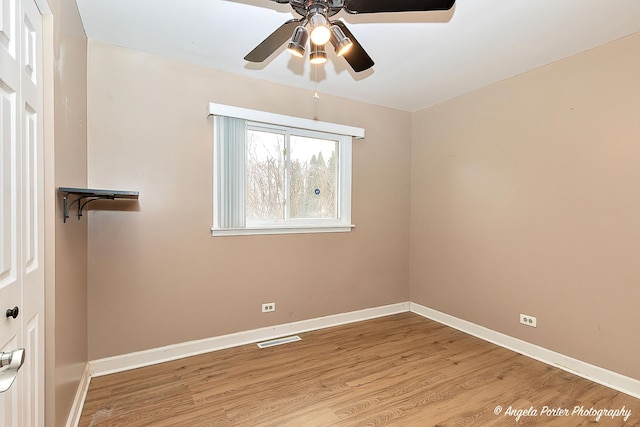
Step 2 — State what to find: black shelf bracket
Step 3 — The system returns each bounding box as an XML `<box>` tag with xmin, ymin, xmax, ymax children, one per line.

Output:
<box><xmin>59</xmin><ymin>187</ymin><xmax>139</xmax><ymax>222</ymax></box>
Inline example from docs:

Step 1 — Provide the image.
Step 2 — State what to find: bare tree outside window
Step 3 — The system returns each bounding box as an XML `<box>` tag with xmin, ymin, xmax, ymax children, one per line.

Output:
<box><xmin>245</xmin><ymin>129</ymin><xmax>338</xmax><ymax>222</ymax></box>
<box><xmin>290</xmin><ymin>136</ymin><xmax>338</xmax><ymax>219</ymax></box>
<box><xmin>246</xmin><ymin>130</ymin><xmax>285</xmax><ymax>222</ymax></box>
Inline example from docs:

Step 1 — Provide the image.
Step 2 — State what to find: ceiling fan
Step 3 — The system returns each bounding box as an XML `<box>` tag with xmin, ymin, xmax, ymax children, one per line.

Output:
<box><xmin>244</xmin><ymin>0</ymin><xmax>456</xmax><ymax>72</ymax></box>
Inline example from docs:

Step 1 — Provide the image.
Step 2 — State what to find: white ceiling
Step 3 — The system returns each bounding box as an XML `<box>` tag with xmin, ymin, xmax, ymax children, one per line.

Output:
<box><xmin>76</xmin><ymin>0</ymin><xmax>640</xmax><ymax>112</ymax></box>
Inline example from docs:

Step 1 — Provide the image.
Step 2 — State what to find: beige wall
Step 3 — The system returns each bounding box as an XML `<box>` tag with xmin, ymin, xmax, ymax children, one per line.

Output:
<box><xmin>410</xmin><ymin>32</ymin><xmax>640</xmax><ymax>380</ymax></box>
<box><xmin>86</xmin><ymin>41</ymin><xmax>411</xmax><ymax>359</ymax></box>
<box><xmin>47</xmin><ymin>0</ymin><xmax>88</xmax><ymax>425</ymax></box>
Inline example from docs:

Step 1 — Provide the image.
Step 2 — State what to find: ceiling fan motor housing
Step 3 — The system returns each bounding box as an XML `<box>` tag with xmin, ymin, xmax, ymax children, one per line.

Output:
<box><xmin>291</xmin><ymin>0</ymin><xmax>343</xmax><ymax>18</ymax></box>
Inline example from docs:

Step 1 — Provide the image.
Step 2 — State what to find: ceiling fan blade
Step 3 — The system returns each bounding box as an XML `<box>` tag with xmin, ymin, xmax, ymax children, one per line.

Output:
<box><xmin>343</xmin><ymin>0</ymin><xmax>455</xmax><ymax>14</ymax></box>
<box><xmin>244</xmin><ymin>19</ymin><xmax>301</xmax><ymax>62</ymax></box>
<box><xmin>332</xmin><ymin>21</ymin><xmax>374</xmax><ymax>73</ymax></box>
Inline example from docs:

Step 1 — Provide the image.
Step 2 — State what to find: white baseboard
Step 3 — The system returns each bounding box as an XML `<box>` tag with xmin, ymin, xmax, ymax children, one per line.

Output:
<box><xmin>410</xmin><ymin>302</ymin><xmax>640</xmax><ymax>399</ymax></box>
<box><xmin>89</xmin><ymin>302</ymin><xmax>410</xmax><ymax>377</ymax></box>
<box><xmin>66</xmin><ymin>362</ymin><xmax>91</xmax><ymax>427</ymax></box>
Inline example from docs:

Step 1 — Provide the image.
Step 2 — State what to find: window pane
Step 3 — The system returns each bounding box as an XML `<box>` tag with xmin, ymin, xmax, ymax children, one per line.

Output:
<box><xmin>246</xmin><ymin>129</ymin><xmax>285</xmax><ymax>222</ymax></box>
<box><xmin>290</xmin><ymin>135</ymin><xmax>338</xmax><ymax>219</ymax></box>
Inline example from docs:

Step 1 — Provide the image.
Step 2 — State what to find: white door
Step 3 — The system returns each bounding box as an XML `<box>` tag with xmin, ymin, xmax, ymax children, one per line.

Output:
<box><xmin>0</xmin><ymin>0</ymin><xmax>44</xmax><ymax>424</ymax></box>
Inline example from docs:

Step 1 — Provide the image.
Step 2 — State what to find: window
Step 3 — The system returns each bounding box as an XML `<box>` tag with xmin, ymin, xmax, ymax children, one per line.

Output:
<box><xmin>210</xmin><ymin>103</ymin><xmax>364</xmax><ymax>236</ymax></box>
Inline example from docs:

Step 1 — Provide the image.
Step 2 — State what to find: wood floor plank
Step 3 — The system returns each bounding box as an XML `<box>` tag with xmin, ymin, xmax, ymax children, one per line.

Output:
<box><xmin>79</xmin><ymin>313</ymin><xmax>640</xmax><ymax>426</ymax></box>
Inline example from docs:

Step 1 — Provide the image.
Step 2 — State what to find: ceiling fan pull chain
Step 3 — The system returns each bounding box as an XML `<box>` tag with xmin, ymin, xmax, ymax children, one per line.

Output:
<box><xmin>313</xmin><ymin>64</ymin><xmax>320</xmax><ymax>101</ymax></box>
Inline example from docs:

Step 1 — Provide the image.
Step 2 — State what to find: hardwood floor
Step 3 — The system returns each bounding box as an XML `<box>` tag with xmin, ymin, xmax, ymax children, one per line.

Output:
<box><xmin>79</xmin><ymin>313</ymin><xmax>640</xmax><ymax>426</ymax></box>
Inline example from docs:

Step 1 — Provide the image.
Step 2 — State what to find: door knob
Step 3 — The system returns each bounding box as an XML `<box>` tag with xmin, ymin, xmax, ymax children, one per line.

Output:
<box><xmin>0</xmin><ymin>348</ymin><xmax>25</xmax><ymax>393</ymax></box>
<box><xmin>5</xmin><ymin>306</ymin><xmax>19</xmax><ymax>319</ymax></box>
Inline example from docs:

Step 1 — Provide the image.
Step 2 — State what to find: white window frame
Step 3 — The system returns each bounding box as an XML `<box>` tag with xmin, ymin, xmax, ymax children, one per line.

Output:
<box><xmin>210</xmin><ymin>103</ymin><xmax>364</xmax><ymax>237</ymax></box>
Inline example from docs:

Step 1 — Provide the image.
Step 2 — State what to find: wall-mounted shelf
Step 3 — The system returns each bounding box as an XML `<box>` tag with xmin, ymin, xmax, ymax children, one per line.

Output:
<box><xmin>59</xmin><ymin>187</ymin><xmax>139</xmax><ymax>222</ymax></box>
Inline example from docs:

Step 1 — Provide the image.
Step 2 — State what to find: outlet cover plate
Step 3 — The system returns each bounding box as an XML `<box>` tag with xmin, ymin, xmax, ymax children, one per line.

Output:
<box><xmin>262</xmin><ymin>303</ymin><xmax>275</xmax><ymax>313</ymax></box>
<box><xmin>520</xmin><ymin>314</ymin><xmax>537</xmax><ymax>328</ymax></box>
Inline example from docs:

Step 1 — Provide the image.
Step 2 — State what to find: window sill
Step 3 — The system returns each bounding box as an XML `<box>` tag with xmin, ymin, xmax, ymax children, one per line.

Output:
<box><xmin>211</xmin><ymin>224</ymin><xmax>355</xmax><ymax>237</ymax></box>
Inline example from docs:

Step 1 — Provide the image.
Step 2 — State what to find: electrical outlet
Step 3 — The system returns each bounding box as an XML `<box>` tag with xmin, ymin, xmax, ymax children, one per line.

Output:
<box><xmin>520</xmin><ymin>314</ymin><xmax>537</xmax><ymax>328</ymax></box>
<box><xmin>262</xmin><ymin>303</ymin><xmax>275</xmax><ymax>313</ymax></box>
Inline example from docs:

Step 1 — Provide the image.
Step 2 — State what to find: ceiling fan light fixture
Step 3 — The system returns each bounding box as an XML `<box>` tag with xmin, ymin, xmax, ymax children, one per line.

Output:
<box><xmin>309</xmin><ymin>11</ymin><xmax>331</xmax><ymax>45</ymax></box>
<box><xmin>309</xmin><ymin>42</ymin><xmax>327</xmax><ymax>65</ymax></box>
<box><xmin>286</xmin><ymin>25</ymin><xmax>309</xmax><ymax>58</ymax></box>
<box><xmin>329</xmin><ymin>25</ymin><xmax>353</xmax><ymax>57</ymax></box>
